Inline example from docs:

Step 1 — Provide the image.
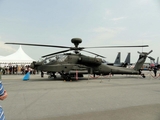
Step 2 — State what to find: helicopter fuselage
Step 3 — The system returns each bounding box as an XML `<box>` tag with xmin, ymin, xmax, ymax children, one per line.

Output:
<box><xmin>31</xmin><ymin>53</ymin><xmax>141</xmax><ymax>77</ymax></box>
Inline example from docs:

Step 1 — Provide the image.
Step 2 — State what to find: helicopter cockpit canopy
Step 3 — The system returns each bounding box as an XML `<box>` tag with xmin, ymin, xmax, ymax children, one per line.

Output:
<box><xmin>102</xmin><ymin>59</ymin><xmax>107</xmax><ymax>63</ymax></box>
<box><xmin>42</xmin><ymin>54</ymin><xmax>68</xmax><ymax>64</ymax></box>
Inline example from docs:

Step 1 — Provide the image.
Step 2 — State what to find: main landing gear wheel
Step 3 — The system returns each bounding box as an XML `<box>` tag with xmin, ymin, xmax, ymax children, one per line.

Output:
<box><xmin>141</xmin><ymin>74</ymin><xmax>145</xmax><ymax>78</ymax></box>
<box><xmin>65</xmin><ymin>75</ymin><xmax>71</xmax><ymax>81</ymax></box>
<box><xmin>48</xmin><ymin>73</ymin><xmax>57</xmax><ymax>79</ymax></box>
<box><xmin>60</xmin><ymin>72</ymin><xmax>71</xmax><ymax>81</ymax></box>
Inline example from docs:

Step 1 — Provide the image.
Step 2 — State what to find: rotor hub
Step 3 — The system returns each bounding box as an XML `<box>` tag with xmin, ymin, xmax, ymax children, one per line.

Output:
<box><xmin>71</xmin><ymin>38</ymin><xmax>82</xmax><ymax>48</ymax></box>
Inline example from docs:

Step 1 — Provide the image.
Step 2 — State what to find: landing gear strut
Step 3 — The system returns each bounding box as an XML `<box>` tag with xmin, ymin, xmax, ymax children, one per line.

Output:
<box><xmin>59</xmin><ymin>72</ymin><xmax>71</xmax><ymax>81</ymax></box>
<box><xmin>139</xmin><ymin>70</ymin><xmax>145</xmax><ymax>78</ymax></box>
<box><xmin>48</xmin><ymin>72</ymin><xmax>57</xmax><ymax>79</ymax></box>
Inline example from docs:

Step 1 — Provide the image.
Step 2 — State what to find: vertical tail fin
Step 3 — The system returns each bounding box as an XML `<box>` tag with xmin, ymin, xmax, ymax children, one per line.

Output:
<box><xmin>114</xmin><ymin>52</ymin><xmax>121</xmax><ymax>66</ymax></box>
<box><xmin>134</xmin><ymin>50</ymin><xmax>153</xmax><ymax>71</ymax></box>
<box><xmin>123</xmin><ymin>52</ymin><xmax>130</xmax><ymax>67</ymax></box>
<box><xmin>156</xmin><ymin>57</ymin><xmax>159</xmax><ymax>65</ymax></box>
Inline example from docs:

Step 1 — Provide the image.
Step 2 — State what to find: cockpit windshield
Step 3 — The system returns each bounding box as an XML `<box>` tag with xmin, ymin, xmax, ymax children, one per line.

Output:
<box><xmin>55</xmin><ymin>55</ymin><xmax>68</xmax><ymax>62</ymax></box>
<box><xmin>38</xmin><ymin>58</ymin><xmax>44</xmax><ymax>62</ymax></box>
<box><xmin>43</xmin><ymin>54</ymin><xmax>68</xmax><ymax>64</ymax></box>
<box><xmin>102</xmin><ymin>59</ymin><xmax>107</xmax><ymax>63</ymax></box>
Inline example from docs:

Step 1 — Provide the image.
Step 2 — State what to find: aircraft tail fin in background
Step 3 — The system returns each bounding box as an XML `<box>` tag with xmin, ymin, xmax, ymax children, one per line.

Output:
<box><xmin>134</xmin><ymin>50</ymin><xmax>153</xmax><ymax>71</ymax></box>
<box><xmin>156</xmin><ymin>57</ymin><xmax>159</xmax><ymax>65</ymax></box>
<box><xmin>122</xmin><ymin>52</ymin><xmax>131</xmax><ymax>67</ymax></box>
<box><xmin>124</xmin><ymin>53</ymin><xmax>130</xmax><ymax>64</ymax></box>
<box><xmin>113</xmin><ymin>52</ymin><xmax>121</xmax><ymax>66</ymax></box>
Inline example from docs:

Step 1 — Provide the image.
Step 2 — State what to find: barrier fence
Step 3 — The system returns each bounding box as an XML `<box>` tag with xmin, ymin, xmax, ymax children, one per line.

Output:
<box><xmin>87</xmin><ymin>71</ymin><xmax>160</xmax><ymax>81</ymax></box>
<box><xmin>144</xmin><ymin>71</ymin><xmax>160</xmax><ymax>79</ymax></box>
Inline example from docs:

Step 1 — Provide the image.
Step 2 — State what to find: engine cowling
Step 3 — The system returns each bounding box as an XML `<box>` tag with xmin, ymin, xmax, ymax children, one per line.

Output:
<box><xmin>78</xmin><ymin>56</ymin><xmax>102</xmax><ymax>65</ymax></box>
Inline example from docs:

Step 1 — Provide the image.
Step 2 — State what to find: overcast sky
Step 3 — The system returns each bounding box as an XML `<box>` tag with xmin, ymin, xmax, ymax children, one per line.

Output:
<box><xmin>0</xmin><ymin>0</ymin><xmax>160</xmax><ymax>63</ymax></box>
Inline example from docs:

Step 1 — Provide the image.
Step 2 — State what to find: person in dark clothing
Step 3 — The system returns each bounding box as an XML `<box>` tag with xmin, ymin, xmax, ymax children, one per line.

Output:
<box><xmin>41</xmin><ymin>71</ymin><xmax>44</xmax><ymax>77</ymax></box>
<box><xmin>153</xmin><ymin>67</ymin><xmax>158</xmax><ymax>77</ymax></box>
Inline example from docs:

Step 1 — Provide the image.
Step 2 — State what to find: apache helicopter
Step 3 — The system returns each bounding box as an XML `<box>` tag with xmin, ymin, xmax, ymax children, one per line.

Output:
<box><xmin>5</xmin><ymin>38</ymin><xmax>150</xmax><ymax>80</ymax></box>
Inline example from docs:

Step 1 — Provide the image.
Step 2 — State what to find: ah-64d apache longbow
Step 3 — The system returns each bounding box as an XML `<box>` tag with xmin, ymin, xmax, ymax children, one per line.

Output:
<box><xmin>5</xmin><ymin>38</ymin><xmax>151</xmax><ymax>81</ymax></box>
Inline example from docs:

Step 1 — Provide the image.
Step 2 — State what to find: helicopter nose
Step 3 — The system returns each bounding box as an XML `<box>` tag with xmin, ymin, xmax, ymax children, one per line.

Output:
<box><xmin>30</xmin><ymin>62</ymin><xmax>35</xmax><ymax>69</ymax></box>
<box><xmin>30</xmin><ymin>61</ymin><xmax>43</xmax><ymax>69</ymax></box>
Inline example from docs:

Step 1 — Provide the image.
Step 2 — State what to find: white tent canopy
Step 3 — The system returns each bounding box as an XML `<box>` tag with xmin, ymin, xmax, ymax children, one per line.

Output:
<box><xmin>0</xmin><ymin>45</ymin><xmax>35</xmax><ymax>64</ymax></box>
<box><xmin>0</xmin><ymin>56</ymin><xmax>4</xmax><ymax>58</ymax></box>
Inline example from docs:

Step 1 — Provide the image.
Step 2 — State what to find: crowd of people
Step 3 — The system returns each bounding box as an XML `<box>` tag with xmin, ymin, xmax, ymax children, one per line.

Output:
<box><xmin>0</xmin><ymin>65</ymin><xmax>38</xmax><ymax>75</ymax></box>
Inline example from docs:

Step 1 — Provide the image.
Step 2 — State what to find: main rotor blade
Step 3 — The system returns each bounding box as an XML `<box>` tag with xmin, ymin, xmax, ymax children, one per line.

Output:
<box><xmin>5</xmin><ymin>42</ymin><xmax>148</xmax><ymax>49</ymax></box>
<box><xmin>82</xmin><ymin>50</ymin><xmax>106</xmax><ymax>58</ymax></box>
<box><xmin>83</xmin><ymin>45</ymin><xmax>149</xmax><ymax>48</ymax></box>
<box><xmin>42</xmin><ymin>49</ymin><xmax>70</xmax><ymax>58</ymax></box>
<box><xmin>5</xmin><ymin>42</ymin><xmax>70</xmax><ymax>48</ymax></box>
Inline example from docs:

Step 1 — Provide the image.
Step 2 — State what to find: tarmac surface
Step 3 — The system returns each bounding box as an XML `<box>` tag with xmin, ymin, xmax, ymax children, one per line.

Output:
<box><xmin>1</xmin><ymin>71</ymin><xmax>160</xmax><ymax>120</ymax></box>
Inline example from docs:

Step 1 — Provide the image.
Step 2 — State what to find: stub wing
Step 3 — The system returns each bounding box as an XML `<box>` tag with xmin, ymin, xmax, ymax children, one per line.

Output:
<box><xmin>36</xmin><ymin>64</ymin><xmax>88</xmax><ymax>73</ymax></box>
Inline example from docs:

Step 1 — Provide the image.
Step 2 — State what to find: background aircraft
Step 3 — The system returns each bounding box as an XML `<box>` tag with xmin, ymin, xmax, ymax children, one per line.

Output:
<box><xmin>106</xmin><ymin>52</ymin><xmax>130</xmax><ymax>67</ymax></box>
<box><xmin>148</xmin><ymin>56</ymin><xmax>160</xmax><ymax>69</ymax></box>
